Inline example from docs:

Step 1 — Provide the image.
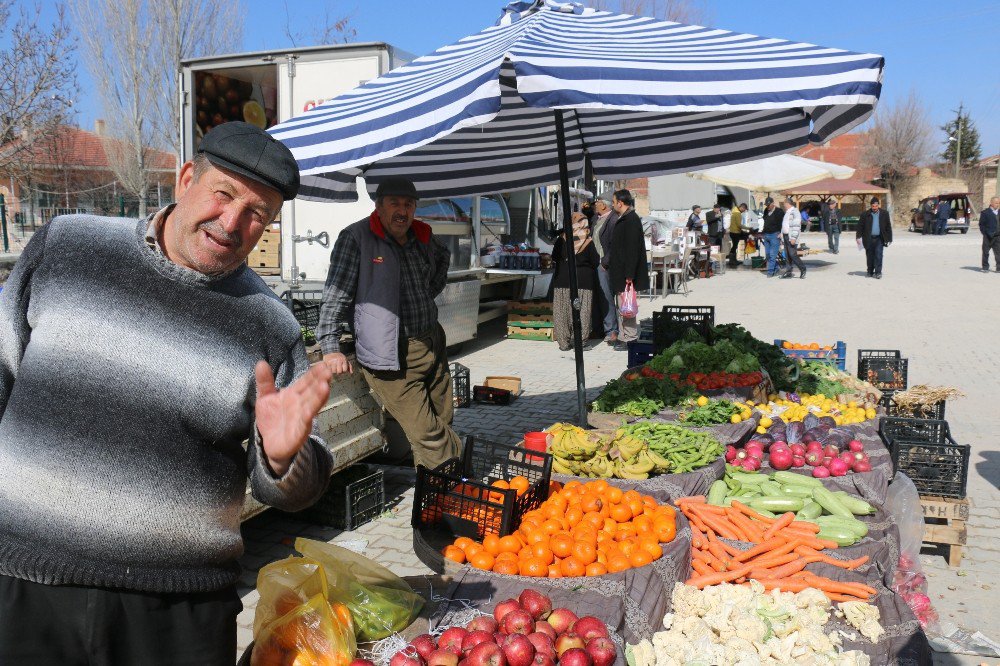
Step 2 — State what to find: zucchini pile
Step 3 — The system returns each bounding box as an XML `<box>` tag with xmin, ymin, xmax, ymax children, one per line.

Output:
<box><xmin>707</xmin><ymin>466</ymin><xmax>876</xmax><ymax>546</ymax></box>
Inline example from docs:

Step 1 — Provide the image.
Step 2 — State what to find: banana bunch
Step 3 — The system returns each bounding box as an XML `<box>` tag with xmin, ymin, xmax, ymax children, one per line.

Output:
<box><xmin>547</xmin><ymin>422</ymin><xmax>601</xmax><ymax>461</ymax></box>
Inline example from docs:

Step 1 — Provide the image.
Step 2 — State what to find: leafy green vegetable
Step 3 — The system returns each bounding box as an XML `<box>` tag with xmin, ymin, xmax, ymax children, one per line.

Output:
<box><xmin>592</xmin><ymin>376</ymin><xmax>695</xmax><ymax>415</ymax></box>
<box><xmin>301</xmin><ymin>326</ymin><xmax>317</xmax><ymax>346</ymax></box>
<box><xmin>680</xmin><ymin>399</ymin><xmax>740</xmax><ymax>426</ymax></box>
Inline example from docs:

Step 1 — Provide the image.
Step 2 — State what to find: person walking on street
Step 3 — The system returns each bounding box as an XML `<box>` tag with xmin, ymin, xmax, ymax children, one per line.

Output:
<box><xmin>935</xmin><ymin>199</ymin><xmax>952</xmax><ymax>235</ymax></box>
<box><xmin>761</xmin><ymin>197</ymin><xmax>784</xmax><ymax>277</ymax></box>
<box><xmin>781</xmin><ymin>197</ymin><xmax>807</xmax><ymax>279</ymax></box>
<box><xmin>980</xmin><ymin>196</ymin><xmax>1000</xmax><ymax>272</ymax></box>
<box><xmin>921</xmin><ymin>198</ymin><xmax>936</xmax><ymax>235</ymax></box>
<box><xmin>608</xmin><ymin>189</ymin><xmax>648</xmax><ymax>350</ymax></box>
<box><xmin>686</xmin><ymin>205</ymin><xmax>702</xmax><ymax>232</ymax></box>
<box><xmin>0</xmin><ymin>122</ymin><xmax>336</xmax><ymax>664</ymax></box>
<box><xmin>592</xmin><ymin>197</ymin><xmax>619</xmax><ymax>344</ymax></box>
<box><xmin>552</xmin><ymin>213</ymin><xmax>600</xmax><ymax>351</ymax></box>
<box><xmin>823</xmin><ymin>198</ymin><xmax>842</xmax><ymax>254</ymax></box>
<box><xmin>857</xmin><ymin>196</ymin><xmax>892</xmax><ymax>278</ymax></box>
<box><xmin>318</xmin><ymin>176</ymin><xmax>461</xmax><ymax>470</ymax></box>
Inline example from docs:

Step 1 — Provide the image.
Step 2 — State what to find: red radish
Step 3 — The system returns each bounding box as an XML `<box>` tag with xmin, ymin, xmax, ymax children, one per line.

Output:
<box><xmin>838</xmin><ymin>451</ymin><xmax>855</xmax><ymax>465</ymax></box>
<box><xmin>725</xmin><ymin>445</ymin><xmax>738</xmax><ymax>462</ymax></box>
<box><xmin>741</xmin><ymin>457</ymin><xmax>761</xmax><ymax>471</ymax></box>
<box><xmin>518</xmin><ymin>590</ymin><xmax>552</xmax><ymax>621</ymax></box>
<box><xmin>791</xmin><ymin>454</ymin><xmax>806</xmax><ymax>468</ymax></box>
<box><xmin>790</xmin><ymin>444</ymin><xmax>806</xmax><ymax>457</ymax></box>
<box><xmin>852</xmin><ymin>452</ymin><xmax>867</xmax><ymax>463</ymax></box>
<box><xmin>494</xmin><ymin>600</ymin><xmax>522</xmax><ymax>624</ymax></box>
<box><xmin>769</xmin><ymin>448</ymin><xmax>793</xmax><ymax>470</ymax></box>
<box><xmin>812</xmin><ymin>466</ymin><xmax>831</xmax><ymax>478</ymax></box>
<box><xmin>805</xmin><ymin>451</ymin><xmax>823</xmax><ymax>467</ymax></box>
<box><xmin>823</xmin><ymin>444</ymin><xmax>840</xmax><ymax>459</ymax></box>
<box><xmin>806</xmin><ymin>441</ymin><xmax>823</xmax><ymax>452</ymax></box>
<box><xmin>848</xmin><ymin>439</ymin><xmax>864</xmax><ymax>452</ymax></box>
<box><xmin>558</xmin><ymin>648</ymin><xmax>593</xmax><ymax>666</ymax></box>
<box><xmin>828</xmin><ymin>458</ymin><xmax>851</xmax><ymax>477</ymax></box>
<box><xmin>411</xmin><ymin>635</ymin><xmax>438</xmax><ymax>661</ymax></box>
<box><xmin>822</xmin><ymin>456</ymin><xmax>833</xmax><ymax>466</ymax></box>
<box><xmin>745</xmin><ymin>442</ymin><xmax>764</xmax><ymax>455</ymax></box>
<box><xmin>772</xmin><ymin>440</ymin><xmax>787</xmax><ymax>450</ymax></box>
<box><xmin>853</xmin><ymin>460</ymin><xmax>873</xmax><ymax>473</ymax></box>
<box><xmin>569</xmin><ymin>617</ymin><xmax>609</xmax><ymax>642</ymax></box>
<box><xmin>735</xmin><ymin>449</ymin><xmax>748</xmax><ymax>462</ymax></box>
<box><xmin>584</xmin><ymin>638</ymin><xmax>617</xmax><ymax>666</ymax></box>
<box><xmin>501</xmin><ymin>634</ymin><xmax>536</xmax><ymax>666</ymax></box>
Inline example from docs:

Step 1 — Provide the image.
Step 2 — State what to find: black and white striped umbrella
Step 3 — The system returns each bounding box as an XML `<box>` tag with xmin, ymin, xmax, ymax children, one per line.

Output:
<box><xmin>270</xmin><ymin>0</ymin><xmax>883</xmax><ymax>203</ymax></box>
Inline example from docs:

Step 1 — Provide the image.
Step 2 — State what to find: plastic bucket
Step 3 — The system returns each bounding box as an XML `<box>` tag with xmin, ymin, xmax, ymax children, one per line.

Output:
<box><xmin>524</xmin><ymin>431</ymin><xmax>548</xmax><ymax>462</ymax></box>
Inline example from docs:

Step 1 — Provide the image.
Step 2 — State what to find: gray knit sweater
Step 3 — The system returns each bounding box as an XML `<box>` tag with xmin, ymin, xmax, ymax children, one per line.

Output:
<box><xmin>0</xmin><ymin>214</ymin><xmax>333</xmax><ymax>593</ymax></box>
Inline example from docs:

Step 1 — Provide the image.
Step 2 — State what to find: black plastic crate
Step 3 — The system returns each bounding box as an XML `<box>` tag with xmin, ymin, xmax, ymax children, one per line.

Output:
<box><xmin>858</xmin><ymin>356</ymin><xmax>908</xmax><ymax>391</ymax></box>
<box><xmin>292</xmin><ymin>465</ymin><xmax>385</xmax><ymax>530</ymax></box>
<box><xmin>411</xmin><ymin>436</ymin><xmax>552</xmax><ymax>540</ymax></box>
<box><xmin>879</xmin><ymin>417</ymin><xmax>950</xmax><ymax>460</ymax></box>
<box><xmin>450</xmin><ymin>363</ymin><xmax>471</xmax><ymax>408</ymax></box>
<box><xmin>892</xmin><ymin>435</ymin><xmax>969</xmax><ymax>499</ymax></box>
<box><xmin>652</xmin><ymin>305</ymin><xmax>714</xmax><ymax>351</ymax></box>
<box><xmin>857</xmin><ymin>349</ymin><xmax>901</xmax><ymax>370</ymax></box>
<box><xmin>281</xmin><ymin>289</ymin><xmax>325</xmax><ymax>333</ymax></box>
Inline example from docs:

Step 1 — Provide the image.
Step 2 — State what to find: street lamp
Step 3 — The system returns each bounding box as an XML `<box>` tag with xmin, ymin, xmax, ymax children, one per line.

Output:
<box><xmin>948</xmin><ymin>133</ymin><xmax>962</xmax><ymax>179</ymax></box>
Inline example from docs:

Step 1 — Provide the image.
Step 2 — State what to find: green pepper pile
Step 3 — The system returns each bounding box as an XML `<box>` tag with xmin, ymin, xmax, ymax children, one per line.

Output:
<box><xmin>619</xmin><ymin>422</ymin><xmax>725</xmax><ymax>473</ymax></box>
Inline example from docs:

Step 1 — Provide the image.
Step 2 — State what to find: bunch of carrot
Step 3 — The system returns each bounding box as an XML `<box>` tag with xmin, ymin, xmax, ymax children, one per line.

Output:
<box><xmin>676</xmin><ymin>495</ymin><xmax>876</xmax><ymax>602</ymax></box>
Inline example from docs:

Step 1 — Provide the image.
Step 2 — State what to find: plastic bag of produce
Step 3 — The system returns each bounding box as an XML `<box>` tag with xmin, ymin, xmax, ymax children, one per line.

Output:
<box><xmin>251</xmin><ymin>557</ymin><xmax>357</xmax><ymax>666</ymax></box>
<box><xmin>295</xmin><ymin>537</ymin><xmax>424</xmax><ymax>641</ymax></box>
<box><xmin>884</xmin><ymin>472</ymin><xmax>939</xmax><ymax>630</ymax></box>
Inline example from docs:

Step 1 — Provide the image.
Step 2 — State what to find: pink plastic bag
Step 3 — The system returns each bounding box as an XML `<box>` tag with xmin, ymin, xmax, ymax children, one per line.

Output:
<box><xmin>619</xmin><ymin>280</ymin><xmax>639</xmax><ymax>318</ymax></box>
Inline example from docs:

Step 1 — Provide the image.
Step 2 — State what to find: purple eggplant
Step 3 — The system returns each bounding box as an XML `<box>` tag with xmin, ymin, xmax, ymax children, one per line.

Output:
<box><xmin>818</xmin><ymin>416</ymin><xmax>837</xmax><ymax>429</ymax></box>
<box><xmin>819</xmin><ymin>428</ymin><xmax>853</xmax><ymax>449</ymax></box>
<box><xmin>786</xmin><ymin>421</ymin><xmax>805</xmax><ymax>444</ymax></box>
<box><xmin>803</xmin><ymin>413</ymin><xmax>821</xmax><ymax>431</ymax></box>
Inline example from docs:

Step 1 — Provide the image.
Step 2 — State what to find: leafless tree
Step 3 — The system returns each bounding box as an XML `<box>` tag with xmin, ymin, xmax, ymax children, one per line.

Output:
<box><xmin>861</xmin><ymin>90</ymin><xmax>936</xmax><ymax>200</ymax></box>
<box><xmin>149</xmin><ymin>0</ymin><xmax>243</xmax><ymax>169</ymax></box>
<box><xmin>0</xmin><ymin>1</ymin><xmax>77</xmax><ymax>179</ymax></box>
<box><xmin>74</xmin><ymin>0</ymin><xmax>157</xmax><ymax>216</ymax></box>
<box><xmin>283</xmin><ymin>1</ymin><xmax>357</xmax><ymax>47</ymax></box>
<box><xmin>591</xmin><ymin>0</ymin><xmax>711</xmax><ymax>24</ymax></box>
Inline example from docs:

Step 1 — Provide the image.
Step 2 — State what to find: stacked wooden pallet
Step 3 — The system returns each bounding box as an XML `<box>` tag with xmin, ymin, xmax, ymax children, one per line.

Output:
<box><xmin>921</xmin><ymin>495</ymin><xmax>969</xmax><ymax>567</ymax></box>
<box><xmin>506</xmin><ymin>300</ymin><xmax>553</xmax><ymax>341</ymax></box>
<box><xmin>247</xmin><ymin>224</ymin><xmax>280</xmax><ymax>275</ymax></box>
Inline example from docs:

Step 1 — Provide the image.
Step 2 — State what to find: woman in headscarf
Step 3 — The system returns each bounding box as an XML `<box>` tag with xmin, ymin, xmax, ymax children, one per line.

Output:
<box><xmin>551</xmin><ymin>212</ymin><xmax>600</xmax><ymax>351</ymax></box>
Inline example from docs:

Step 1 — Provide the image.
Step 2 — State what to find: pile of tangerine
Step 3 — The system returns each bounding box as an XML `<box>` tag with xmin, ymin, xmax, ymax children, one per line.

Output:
<box><xmin>441</xmin><ymin>479</ymin><xmax>677</xmax><ymax>578</ymax></box>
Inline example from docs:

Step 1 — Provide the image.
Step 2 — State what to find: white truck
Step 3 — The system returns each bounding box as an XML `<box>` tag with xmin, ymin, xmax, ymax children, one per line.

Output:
<box><xmin>180</xmin><ymin>44</ymin><xmax>562</xmax><ymax>350</ymax></box>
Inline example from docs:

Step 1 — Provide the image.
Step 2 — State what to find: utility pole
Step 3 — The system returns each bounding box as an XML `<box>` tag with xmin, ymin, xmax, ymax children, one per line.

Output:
<box><xmin>954</xmin><ymin>103</ymin><xmax>963</xmax><ymax>179</ymax></box>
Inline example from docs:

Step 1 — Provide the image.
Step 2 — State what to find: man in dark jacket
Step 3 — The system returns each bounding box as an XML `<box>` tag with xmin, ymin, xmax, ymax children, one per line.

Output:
<box><xmin>856</xmin><ymin>197</ymin><xmax>892</xmax><ymax>278</ymax></box>
<box><xmin>761</xmin><ymin>197</ymin><xmax>784</xmax><ymax>277</ymax></box>
<box><xmin>592</xmin><ymin>197</ymin><xmax>620</xmax><ymax>343</ymax></box>
<box><xmin>686</xmin><ymin>205</ymin><xmax>702</xmax><ymax>232</ymax></box>
<box><xmin>935</xmin><ymin>199</ymin><xmax>952</xmax><ymax>235</ymax></box>
<box><xmin>980</xmin><ymin>196</ymin><xmax>1000</xmax><ymax>272</ymax></box>
<box><xmin>822</xmin><ymin>198</ymin><xmax>842</xmax><ymax>253</ymax></box>
<box><xmin>920</xmin><ymin>198</ymin><xmax>936</xmax><ymax>235</ymax></box>
<box><xmin>608</xmin><ymin>189</ymin><xmax>648</xmax><ymax>350</ymax></box>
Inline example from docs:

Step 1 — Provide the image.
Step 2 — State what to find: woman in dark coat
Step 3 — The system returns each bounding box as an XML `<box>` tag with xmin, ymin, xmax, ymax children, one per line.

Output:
<box><xmin>551</xmin><ymin>212</ymin><xmax>600</xmax><ymax>351</ymax></box>
<box><xmin>607</xmin><ymin>189</ymin><xmax>649</xmax><ymax>348</ymax></box>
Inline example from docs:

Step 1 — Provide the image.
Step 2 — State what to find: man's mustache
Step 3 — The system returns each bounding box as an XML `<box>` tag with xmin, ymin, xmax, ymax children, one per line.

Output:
<box><xmin>199</xmin><ymin>220</ymin><xmax>242</xmax><ymax>249</ymax></box>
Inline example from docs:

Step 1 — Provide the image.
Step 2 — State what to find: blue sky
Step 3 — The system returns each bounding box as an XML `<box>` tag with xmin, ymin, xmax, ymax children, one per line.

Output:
<box><xmin>45</xmin><ymin>0</ymin><xmax>1000</xmax><ymax>160</ymax></box>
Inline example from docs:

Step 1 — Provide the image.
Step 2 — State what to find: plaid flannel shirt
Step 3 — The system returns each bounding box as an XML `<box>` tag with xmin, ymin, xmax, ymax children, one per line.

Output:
<box><xmin>317</xmin><ymin>224</ymin><xmax>450</xmax><ymax>355</ymax></box>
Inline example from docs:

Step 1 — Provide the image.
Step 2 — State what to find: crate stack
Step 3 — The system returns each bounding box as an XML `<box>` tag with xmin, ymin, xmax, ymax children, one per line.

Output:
<box><xmin>286</xmin><ymin>464</ymin><xmax>385</xmax><ymax>530</ymax></box>
<box><xmin>450</xmin><ymin>363</ymin><xmax>471</xmax><ymax>408</ymax></box>
<box><xmin>505</xmin><ymin>300</ymin><xmax>554</xmax><ymax>341</ymax></box>
<box><xmin>871</xmin><ymin>350</ymin><xmax>971</xmax><ymax>566</ymax></box>
<box><xmin>774</xmin><ymin>340</ymin><xmax>847</xmax><ymax>371</ymax></box>
<box><xmin>247</xmin><ymin>224</ymin><xmax>280</xmax><ymax>275</ymax></box>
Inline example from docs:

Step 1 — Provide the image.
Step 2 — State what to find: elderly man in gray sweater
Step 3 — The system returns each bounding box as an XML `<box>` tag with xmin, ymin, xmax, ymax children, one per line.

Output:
<box><xmin>0</xmin><ymin>122</ymin><xmax>334</xmax><ymax>664</ymax></box>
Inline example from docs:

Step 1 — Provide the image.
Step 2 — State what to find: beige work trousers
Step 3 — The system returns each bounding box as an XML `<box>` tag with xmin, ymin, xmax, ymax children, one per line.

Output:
<box><xmin>361</xmin><ymin>324</ymin><xmax>462</xmax><ymax>469</ymax></box>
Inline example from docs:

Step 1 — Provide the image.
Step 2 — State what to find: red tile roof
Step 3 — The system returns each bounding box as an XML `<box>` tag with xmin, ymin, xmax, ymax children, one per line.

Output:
<box><xmin>783</xmin><ymin>177</ymin><xmax>888</xmax><ymax>196</ymax></box>
<box><xmin>795</xmin><ymin>133</ymin><xmax>882</xmax><ymax>181</ymax></box>
<box><xmin>3</xmin><ymin>125</ymin><xmax>175</xmax><ymax>171</ymax></box>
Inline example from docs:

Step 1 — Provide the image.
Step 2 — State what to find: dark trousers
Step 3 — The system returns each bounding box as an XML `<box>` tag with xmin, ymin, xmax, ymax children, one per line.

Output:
<box><xmin>727</xmin><ymin>231</ymin><xmax>746</xmax><ymax>263</ymax></box>
<box><xmin>0</xmin><ymin>574</ymin><xmax>241</xmax><ymax>665</ymax></box>
<box><xmin>983</xmin><ymin>234</ymin><xmax>1000</xmax><ymax>270</ymax></box>
<box><xmin>865</xmin><ymin>238</ymin><xmax>885</xmax><ymax>275</ymax></box>
<box><xmin>922</xmin><ymin>217</ymin><xmax>932</xmax><ymax>234</ymax></box>
<box><xmin>827</xmin><ymin>229</ymin><xmax>840</xmax><ymax>253</ymax></box>
<box><xmin>936</xmin><ymin>219</ymin><xmax>948</xmax><ymax>235</ymax></box>
<box><xmin>782</xmin><ymin>234</ymin><xmax>806</xmax><ymax>275</ymax></box>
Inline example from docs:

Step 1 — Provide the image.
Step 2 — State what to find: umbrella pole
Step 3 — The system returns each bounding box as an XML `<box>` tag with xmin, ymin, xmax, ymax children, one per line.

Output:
<box><xmin>553</xmin><ymin>110</ymin><xmax>588</xmax><ymax>427</ymax></box>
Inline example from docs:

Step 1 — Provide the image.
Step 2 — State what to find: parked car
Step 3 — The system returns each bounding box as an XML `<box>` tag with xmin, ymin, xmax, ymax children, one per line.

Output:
<box><xmin>909</xmin><ymin>193</ymin><xmax>972</xmax><ymax>234</ymax></box>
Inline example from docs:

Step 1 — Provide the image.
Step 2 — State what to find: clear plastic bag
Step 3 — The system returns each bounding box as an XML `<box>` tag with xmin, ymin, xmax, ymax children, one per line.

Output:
<box><xmin>295</xmin><ymin>537</ymin><xmax>425</xmax><ymax>642</ymax></box>
<box><xmin>884</xmin><ymin>472</ymin><xmax>939</xmax><ymax>630</ymax></box>
<box><xmin>251</xmin><ymin>556</ymin><xmax>357</xmax><ymax>666</ymax></box>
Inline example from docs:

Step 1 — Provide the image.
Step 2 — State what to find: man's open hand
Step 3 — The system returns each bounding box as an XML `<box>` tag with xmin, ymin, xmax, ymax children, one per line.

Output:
<box><xmin>255</xmin><ymin>360</ymin><xmax>332</xmax><ymax>476</ymax></box>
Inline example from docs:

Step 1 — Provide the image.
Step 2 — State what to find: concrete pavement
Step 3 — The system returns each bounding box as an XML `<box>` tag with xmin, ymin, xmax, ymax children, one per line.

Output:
<box><xmin>238</xmin><ymin>228</ymin><xmax>1000</xmax><ymax>663</ymax></box>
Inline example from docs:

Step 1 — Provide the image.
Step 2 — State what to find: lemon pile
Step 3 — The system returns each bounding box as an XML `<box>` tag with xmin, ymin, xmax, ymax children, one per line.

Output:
<box><xmin>746</xmin><ymin>394</ymin><xmax>877</xmax><ymax>431</ymax></box>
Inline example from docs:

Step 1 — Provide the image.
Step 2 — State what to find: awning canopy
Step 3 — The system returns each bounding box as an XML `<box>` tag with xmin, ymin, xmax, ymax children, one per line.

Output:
<box><xmin>783</xmin><ymin>176</ymin><xmax>888</xmax><ymax>196</ymax></box>
<box><xmin>687</xmin><ymin>154</ymin><xmax>854</xmax><ymax>192</ymax></box>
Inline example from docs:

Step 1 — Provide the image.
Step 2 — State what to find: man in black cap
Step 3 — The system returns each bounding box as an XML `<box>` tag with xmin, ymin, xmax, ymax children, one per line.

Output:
<box><xmin>317</xmin><ymin>176</ymin><xmax>460</xmax><ymax>470</ymax></box>
<box><xmin>0</xmin><ymin>121</ymin><xmax>335</xmax><ymax>663</ymax></box>
<box><xmin>857</xmin><ymin>196</ymin><xmax>892</xmax><ymax>278</ymax></box>
<box><xmin>761</xmin><ymin>196</ymin><xmax>784</xmax><ymax>277</ymax></box>
<box><xmin>686</xmin><ymin>204</ymin><xmax>703</xmax><ymax>232</ymax></box>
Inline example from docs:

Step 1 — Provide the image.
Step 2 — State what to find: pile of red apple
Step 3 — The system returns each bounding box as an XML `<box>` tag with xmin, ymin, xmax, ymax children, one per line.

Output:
<box><xmin>725</xmin><ymin>439</ymin><xmax>872</xmax><ymax>477</ymax></box>
<box><xmin>384</xmin><ymin>589</ymin><xmax>616</xmax><ymax>666</ymax></box>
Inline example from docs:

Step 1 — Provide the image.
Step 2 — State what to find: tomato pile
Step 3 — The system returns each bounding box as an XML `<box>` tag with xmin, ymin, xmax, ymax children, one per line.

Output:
<box><xmin>627</xmin><ymin>367</ymin><xmax>764</xmax><ymax>391</ymax></box>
